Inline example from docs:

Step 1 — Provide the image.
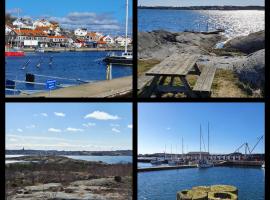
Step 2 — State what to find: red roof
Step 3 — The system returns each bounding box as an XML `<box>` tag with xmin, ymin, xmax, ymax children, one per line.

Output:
<box><xmin>13</xmin><ymin>29</ymin><xmax>48</xmax><ymax>37</ymax></box>
<box><xmin>48</xmin><ymin>35</ymin><xmax>66</xmax><ymax>39</ymax></box>
<box><xmin>97</xmin><ymin>41</ymin><xmax>106</xmax><ymax>44</ymax></box>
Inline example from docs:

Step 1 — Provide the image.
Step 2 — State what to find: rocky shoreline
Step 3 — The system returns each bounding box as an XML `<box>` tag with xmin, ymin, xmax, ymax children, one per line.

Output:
<box><xmin>138</xmin><ymin>30</ymin><xmax>265</xmax><ymax>96</ymax></box>
<box><xmin>6</xmin><ymin>156</ymin><xmax>132</xmax><ymax>200</ymax></box>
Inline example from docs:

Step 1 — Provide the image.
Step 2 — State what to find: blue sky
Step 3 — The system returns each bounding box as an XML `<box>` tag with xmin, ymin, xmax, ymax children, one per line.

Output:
<box><xmin>138</xmin><ymin>103</ymin><xmax>264</xmax><ymax>155</ymax></box>
<box><xmin>6</xmin><ymin>103</ymin><xmax>132</xmax><ymax>151</ymax></box>
<box><xmin>6</xmin><ymin>0</ymin><xmax>133</xmax><ymax>35</ymax></box>
<box><xmin>138</xmin><ymin>0</ymin><xmax>264</xmax><ymax>6</ymax></box>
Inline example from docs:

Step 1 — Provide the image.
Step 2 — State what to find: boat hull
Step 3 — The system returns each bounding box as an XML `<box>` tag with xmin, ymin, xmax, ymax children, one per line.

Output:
<box><xmin>103</xmin><ymin>57</ymin><xmax>133</xmax><ymax>66</ymax></box>
<box><xmin>5</xmin><ymin>51</ymin><xmax>25</xmax><ymax>57</ymax></box>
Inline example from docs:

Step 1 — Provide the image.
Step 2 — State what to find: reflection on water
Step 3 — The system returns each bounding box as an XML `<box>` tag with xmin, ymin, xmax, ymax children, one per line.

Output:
<box><xmin>139</xmin><ymin>9</ymin><xmax>264</xmax><ymax>38</ymax></box>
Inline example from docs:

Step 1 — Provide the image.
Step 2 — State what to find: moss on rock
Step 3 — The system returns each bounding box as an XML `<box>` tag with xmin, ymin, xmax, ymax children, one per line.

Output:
<box><xmin>208</xmin><ymin>191</ymin><xmax>238</xmax><ymax>200</ymax></box>
<box><xmin>177</xmin><ymin>185</ymin><xmax>238</xmax><ymax>200</ymax></box>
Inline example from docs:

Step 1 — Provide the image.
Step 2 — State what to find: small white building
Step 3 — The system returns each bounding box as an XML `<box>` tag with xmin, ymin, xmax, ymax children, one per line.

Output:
<box><xmin>114</xmin><ymin>36</ymin><xmax>125</xmax><ymax>44</ymax></box>
<box><xmin>5</xmin><ymin>25</ymin><xmax>14</xmax><ymax>35</ymax></box>
<box><xmin>115</xmin><ymin>36</ymin><xmax>132</xmax><ymax>46</ymax></box>
<box><xmin>12</xmin><ymin>18</ymin><xmax>33</xmax><ymax>29</ymax></box>
<box><xmin>33</xmin><ymin>19</ymin><xmax>52</xmax><ymax>28</ymax></box>
<box><xmin>74</xmin><ymin>28</ymin><xmax>87</xmax><ymax>37</ymax></box>
<box><xmin>102</xmin><ymin>35</ymin><xmax>114</xmax><ymax>44</ymax></box>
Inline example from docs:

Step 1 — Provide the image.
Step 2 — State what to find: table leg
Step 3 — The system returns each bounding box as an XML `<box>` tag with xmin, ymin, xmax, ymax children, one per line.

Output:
<box><xmin>179</xmin><ymin>76</ymin><xmax>196</xmax><ymax>98</ymax></box>
<box><xmin>193</xmin><ymin>63</ymin><xmax>201</xmax><ymax>75</ymax></box>
<box><xmin>140</xmin><ymin>75</ymin><xmax>160</xmax><ymax>98</ymax></box>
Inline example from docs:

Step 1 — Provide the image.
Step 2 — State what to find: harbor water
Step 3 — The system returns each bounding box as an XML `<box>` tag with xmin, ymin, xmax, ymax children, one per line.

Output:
<box><xmin>138</xmin><ymin>166</ymin><xmax>264</xmax><ymax>200</ymax></box>
<box><xmin>5</xmin><ymin>51</ymin><xmax>132</xmax><ymax>95</ymax></box>
<box><xmin>139</xmin><ymin>9</ymin><xmax>264</xmax><ymax>39</ymax></box>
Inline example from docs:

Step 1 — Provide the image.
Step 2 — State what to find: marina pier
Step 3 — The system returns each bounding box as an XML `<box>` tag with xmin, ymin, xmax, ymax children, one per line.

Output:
<box><xmin>7</xmin><ymin>76</ymin><xmax>132</xmax><ymax>98</ymax></box>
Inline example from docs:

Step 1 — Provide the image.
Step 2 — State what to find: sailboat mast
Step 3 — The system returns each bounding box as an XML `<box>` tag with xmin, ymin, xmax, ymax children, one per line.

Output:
<box><xmin>200</xmin><ymin>124</ymin><xmax>201</xmax><ymax>160</ymax></box>
<box><xmin>124</xmin><ymin>0</ymin><xmax>128</xmax><ymax>53</ymax></box>
<box><xmin>208</xmin><ymin>122</ymin><xmax>210</xmax><ymax>154</ymax></box>
<box><xmin>182</xmin><ymin>136</ymin><xmax>184</xmax><ymax>158</ymax></box>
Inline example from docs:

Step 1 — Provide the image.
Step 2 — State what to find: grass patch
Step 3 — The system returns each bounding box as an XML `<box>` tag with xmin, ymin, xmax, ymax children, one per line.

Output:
<box><xmin>138</xmin><ymin>59</ymin><xmax>258</xmax><ymax>98</ymax></box>
<box><xmin>138</xmin><ymin>59</ymin><xmax>160</xmax><ymax>75</ymax></box>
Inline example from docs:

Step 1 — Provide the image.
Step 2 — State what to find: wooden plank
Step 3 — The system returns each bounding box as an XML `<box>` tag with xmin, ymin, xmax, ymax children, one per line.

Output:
<box><xmin>137</xmin><ymin>75</ymin><xmax>154</xmax><ymax>91</ymax></box>
<box><xmin>145</xmin><ymin>53</ymin><xmax>198</xmax><ymax>76</ymax></box>
<box><xmin>138</xmin><ymin>76</ymin><xmax>160</xmax><ymax>98</ymax></box>
<box><xmin>193</xmin><ymin>66</ymin><xmax>216</xmax><ymax>92</ymax></box>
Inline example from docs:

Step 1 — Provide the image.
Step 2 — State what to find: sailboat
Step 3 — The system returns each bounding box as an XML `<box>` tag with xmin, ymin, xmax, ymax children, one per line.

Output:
<box><xmin>103</xmin><ymin>0</ymin><xmax>132</xmax><ymax>66</ymax></box>
<box><xmin>197</xmin><ymin>123</ymin><xmax>213</xmax><ymax>168</ymax></box>
<box><xmin>5</xmin><ymin>10</ymin><xmax>25</xmax><ymax>57</ymax></box>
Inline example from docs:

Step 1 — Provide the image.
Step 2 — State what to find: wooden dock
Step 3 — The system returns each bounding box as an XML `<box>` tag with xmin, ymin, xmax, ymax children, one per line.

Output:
<box><xmin>8</xmin><ymin>76</ymin><xmax>132</xmax><ymax>98</ymax></box>
<box><xmin>138</xmin><ymin>165</ymin><xmax>197</xmax><ymax>172</ymax></box>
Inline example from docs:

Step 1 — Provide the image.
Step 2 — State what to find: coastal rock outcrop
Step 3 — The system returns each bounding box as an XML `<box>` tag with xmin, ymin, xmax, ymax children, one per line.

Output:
<box><xmin>224</xmin><ymin>30</ymin><xmax>265</xmax><ymax>54</ymax></box>
<box><xmin>138</xmin><ymin>30</ymin><xmax>224</xmax><ymax>60</ymax></box>
<box><xmin>232</xmin><ymin>49</ymin><xmax>265</xmax><ymax>90</ymax></box>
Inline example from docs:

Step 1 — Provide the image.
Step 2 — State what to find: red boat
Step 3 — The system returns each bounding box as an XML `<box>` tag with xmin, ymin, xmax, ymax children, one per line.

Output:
<box><xmin>5</xmin><ymin>51</ymin><xmax>25</xmax><ymax>57</ymax></box>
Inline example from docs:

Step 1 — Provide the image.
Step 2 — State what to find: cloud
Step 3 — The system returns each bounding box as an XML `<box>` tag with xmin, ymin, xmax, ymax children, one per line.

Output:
<box><xmin>128</xmin><ymin>124</ymin><xmax>132</xmax><ymax>129</ymax></box>
<box><xmin>82</xmin><ymin>122</ymin><xmax>96</xmax><ymax>127</ymax></box>
<box><xmin>166</xmin><ymin>127</ymin><xmax>171</xmax><ymax>131</ymax></box>
<box><xmin>9</xmin><ymin>138</ymin><xmax>18</xmax><ymax>142</ymax></box>
<box><xmin>112</xmin><ymin>128</ymin><xmax>120</xmax><ymax>133</ymax></box>
<box><xmin>48</xmin><ymin>128</ymin><xmax>62</xmax><ymax>133</ymax></box>
<box><xmin>110</xmin><ymin>123</ymin><xmax>120</xmax><ymax>127</ymax></box>
<box><xmin>48</xmin><ymin>12</ymin><xmax>121</xmax><ymax>33</ymax></box>
<box><xmin>41</xmin><ymin>113</ymin><xmax>48</xmax><ymax>117</ymax></box>
<box><xmin>54</xmin><ymin>112</ymin><xmax>66</xmax><ymax>117</ymax></box>
<box><xmin>17</xmin><ymin>128</ymin><xmax>23</xmax><ymax>132</ymax></box>
<box><xmin>84</xmin><ymin>111</ymin><xmax>119</xmax><ymax>120</ymax></box>
<box><xmin>6</xmin><ymin>134</ymin><xmax>131</xmax><ymax>151</ymax></box>
<box><xmin>26</xmin><ymin>124</ymin><xmax>36</xmax><ymax>129</ymax></box>
<box><xmin>66</xmin><ymin>127</ymin><xmax>84</xmax><ymax>132</ymax></box>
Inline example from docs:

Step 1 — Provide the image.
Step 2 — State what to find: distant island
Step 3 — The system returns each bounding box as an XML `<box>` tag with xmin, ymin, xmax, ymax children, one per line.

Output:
<box><xmin>6</xmin><ymin>149</ymin><xmax>132</xmax><ymax>156</ymax></box>
<box><xmin>138</xmin><ymin>5</ymin><xmax>264</xmax><ymax>10</ymax></box>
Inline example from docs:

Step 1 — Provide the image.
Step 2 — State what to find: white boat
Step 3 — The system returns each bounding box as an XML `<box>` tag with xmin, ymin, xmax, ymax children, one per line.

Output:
<box><xmin>103</xmin><ymin>0</ymin><xmax>132</xmax><ymax>66</ymax></box>
<box><xmin>198</xmin><ymin>123</ymin><xmax>213</xmax><ymax>168</ymax></box>
<box><xmin>35</xmin><ymin>48</ymin><xmax>45</xmax><ymax>53</ymax></box>
<box><xmin>197</xmin><ymin>159</ymin><xmax>213</xmax><ymax>168</ymax></box>
<box><xmin>150</xmin><ymin>158</ymin><xmax>164</xmax><ymax>165</ymax></box>
<box><xmin>262</xmin><ymin>163</ymin><xmax>265</xmax><ymax>168</ymax></box>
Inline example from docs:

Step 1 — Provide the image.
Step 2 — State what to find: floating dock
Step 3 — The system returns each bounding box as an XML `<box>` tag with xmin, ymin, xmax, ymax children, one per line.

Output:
<box><xmin>7</xmin><ymin>76</ymin><xmax>132</xmax><ymax>98</ymax></box>
<box><xmin>138</xmin><ymin>165</ymin><xmax>197</xmax><ymax>172</ymax></box>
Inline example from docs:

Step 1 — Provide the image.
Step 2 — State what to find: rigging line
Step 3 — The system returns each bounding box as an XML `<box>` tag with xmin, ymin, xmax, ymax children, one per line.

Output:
<box><xmin>201</xmin><ymin>131</ymin><xmax>207</xmax><ymax>153</ymax></box>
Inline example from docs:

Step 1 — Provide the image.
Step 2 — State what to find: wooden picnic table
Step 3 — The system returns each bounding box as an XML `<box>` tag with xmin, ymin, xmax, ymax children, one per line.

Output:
<box><xmin>141</xmin><ymin>53</ymin><xmax>216</xmax><ymax>98</ymax></box>
<box><xmin>144</xmin><ymin>53</ymin><xmax>200</xmax><ymax>97</ymax></box>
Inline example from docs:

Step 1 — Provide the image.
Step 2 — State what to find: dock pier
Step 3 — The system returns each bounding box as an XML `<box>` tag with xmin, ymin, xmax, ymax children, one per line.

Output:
<box><xmin>138</xmin><ymin>165</ymin><xmax>197</xmax><ymax>172</ymax></box>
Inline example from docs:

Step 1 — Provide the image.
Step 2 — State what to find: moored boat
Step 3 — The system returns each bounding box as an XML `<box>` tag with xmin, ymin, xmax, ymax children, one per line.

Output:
<box><xmin>103</xmin><ymin>0</ymin><xmax>132</xmax><ymax>66</ymax></box>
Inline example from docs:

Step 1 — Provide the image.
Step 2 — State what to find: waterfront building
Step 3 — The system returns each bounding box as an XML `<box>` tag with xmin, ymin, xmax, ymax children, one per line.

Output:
<box><xmin>85</xmin><ymin>32</ymin><xmax>99</xmax><ymax>42</ymax></box>
<box><xmin>102</xmin><ymin>35</ymin><xmax>115</xmax><ymax>44</ymax></box>
<box><xmin>74</xmin><ymin>28</ymin><xmax>88</xmax><ymax>37</ymax></box>
<box><xmin>8</xmin><ymin>29</ymin><xmax>49</xmax><ymax>47</ymax></box>
<box><xmin>48</xmin><ymin>35</ymin><xmax>69</xmax><ymax>47</ymax></box>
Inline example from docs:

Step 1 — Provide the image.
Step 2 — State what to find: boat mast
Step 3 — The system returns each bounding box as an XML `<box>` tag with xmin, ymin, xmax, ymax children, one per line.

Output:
<box><xmin>200</xmin><ymin>124</ymin><xmax>201</xmax><ymax>160</ymax></box>
<box><xmin>124</xmin><ymin>0</ymin><xmax>128</xmax><ymax>53</ymax></box>
<box><xmin>182</xmin><ymin>136</ymin><xmax>184</xmax><ymax>159</ymax></box>
<box><xmin>208</xmin><ymin>122</ymin><xmax>210</xmax><ymax>153</ymax></box>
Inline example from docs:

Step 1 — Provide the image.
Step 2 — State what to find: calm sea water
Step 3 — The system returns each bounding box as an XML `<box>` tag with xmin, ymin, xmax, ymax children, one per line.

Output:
<box><xmin>138</xmin><ymin>167</ymin><xmax>264</xmax><ymax>200</ymax></box>
<box><xmin>65</xmin><ymin>155</ymin><xmax>132</xmax><ymax>164</ymax></box>
<box><xmin>5</xmin><ymin>155</ymin><xmax>132</xmax><ymax>164</ymax></box>
<box><xmin>138</xmin><ymin>9</ymin><xmax>264</xmax><ymax>38</ymax></box>
<box><xmin>5</xmin><ymin>51</ymin><xmax>132</xmax><ymax>94</ymax></box>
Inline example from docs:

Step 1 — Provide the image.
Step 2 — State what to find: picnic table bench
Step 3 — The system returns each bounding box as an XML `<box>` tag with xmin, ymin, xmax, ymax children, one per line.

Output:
<box><xmin>139</xmin><ymin>53</ymin><xmax>216</xmax><ymax>98</ymax></box>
